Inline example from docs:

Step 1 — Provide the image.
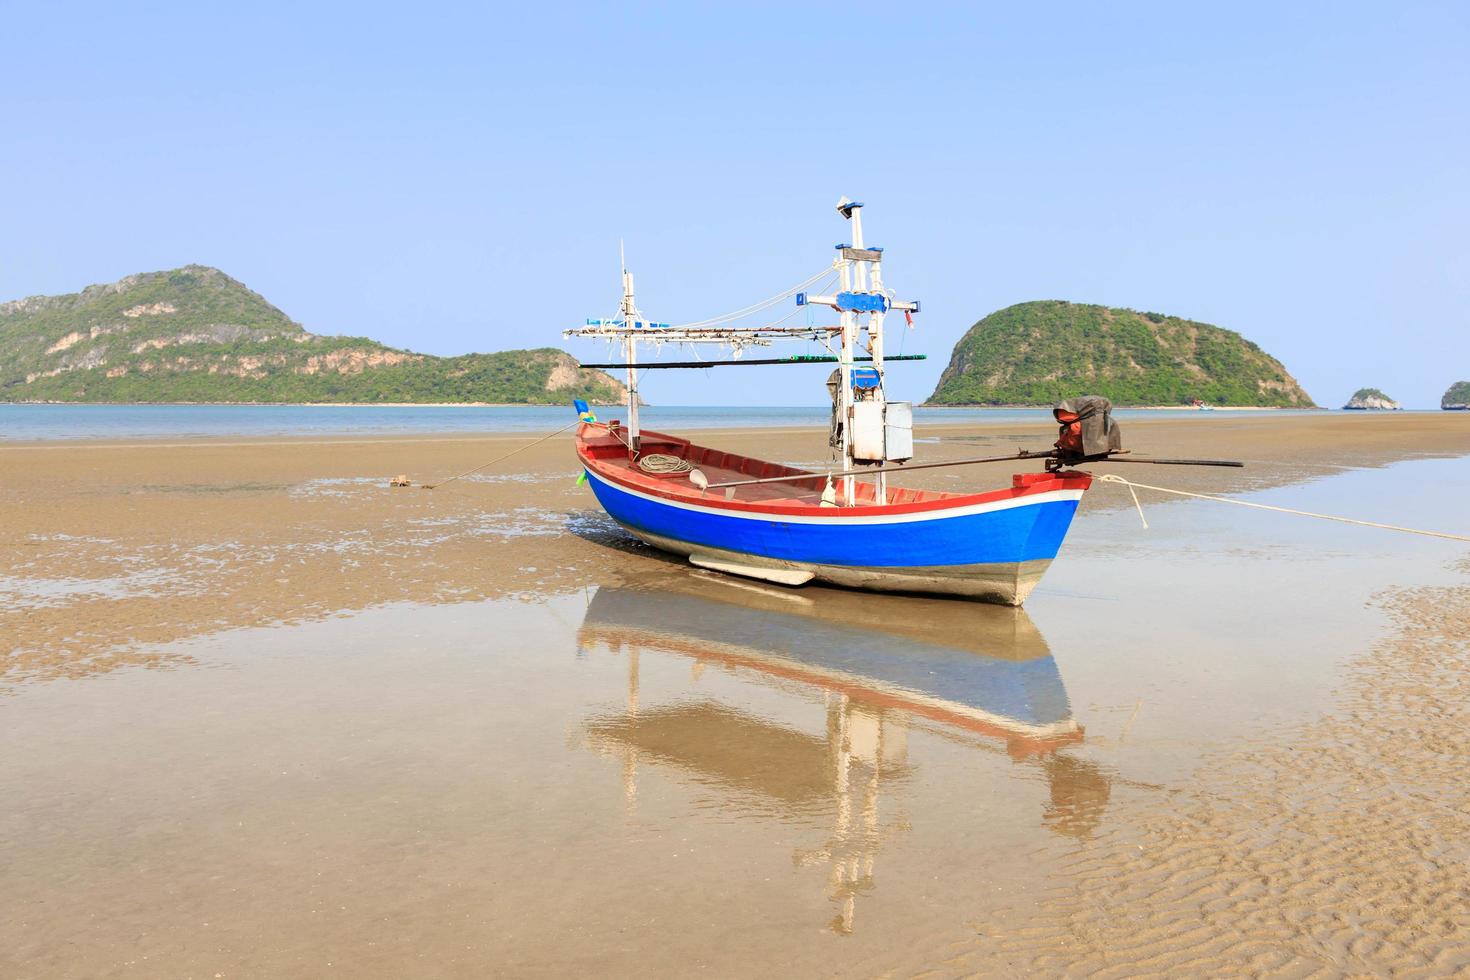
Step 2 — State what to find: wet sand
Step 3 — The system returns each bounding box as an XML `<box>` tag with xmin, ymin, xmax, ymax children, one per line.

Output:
<box><xmin>5</xmin><ymin>412</ymin><xmax>1468</xmax><ymax>685</ymax></box>
<box><xmin>952</xmin><ymin>573</ymin><xmax>1470</xmax><ymax>976</ymax></box>
<box><xmin>3</xmin><ymin>412</ymin><xmax>1469</xmax><ymax>975</ymax></box>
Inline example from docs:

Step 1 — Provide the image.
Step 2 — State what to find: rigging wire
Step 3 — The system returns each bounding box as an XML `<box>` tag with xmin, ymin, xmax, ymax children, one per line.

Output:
<box><xmin>667</xmin><ymin>265</ymin><xmax>836</xmax><ymax>329</ymax></box>
<box><xmin>614</xmin><ymin>273</ymin><xmax>840</xmax><ymax>365</ymax></box>
<box><xmin>738</xmin><ymin>275</ymin><xmax>836</xmax><ymax>332</ymax></box>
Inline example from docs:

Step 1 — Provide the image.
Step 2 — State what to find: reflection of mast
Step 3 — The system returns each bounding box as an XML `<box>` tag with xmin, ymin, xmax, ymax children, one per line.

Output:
<box><xmin>604</xmin><ymin>656</ymin><xmax>910</xmax><ymax>935</ymax></box>
<box><xmin>620</xmin><ymin>639</ymin><xmax>639</xmax><ymax>811</ymax></box>
<box><xmin>626</xmin><ymin>642</ymin><xmax>639</xmax><ymax>717</ymax></box>
<box><xmin>799</xmin><ymin>693</ymin><xmax>907</xmax><ymax>935</ymax></box>
<box><xmin>579</xmin><ymin>582</ymin><xmax>1111</xmax><ymax>933</ymax></box>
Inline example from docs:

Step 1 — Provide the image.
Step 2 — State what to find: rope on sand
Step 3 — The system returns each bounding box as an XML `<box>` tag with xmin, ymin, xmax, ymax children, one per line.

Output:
<box><xmin>420</xmin><ymin>419</ymin><xmax>581</xmax><ymax>490</ymax></box>
<box><xmin>1098</xmin><ymin>473</ymin><xmax>1470</xmax><ymax>543</ymax></box>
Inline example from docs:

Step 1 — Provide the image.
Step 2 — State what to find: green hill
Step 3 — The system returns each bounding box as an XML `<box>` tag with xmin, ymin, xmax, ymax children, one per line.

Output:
<box><xmin>1343</xmin><ymin>387</ymin><xmax>1400</xmax><ymax>410</ymax></box>
<box><xmin>0</xmin><ymin>265</ymin><xmax>628</xmax><ymax>404</ymax></box>
<box><xmin>1442</xmin><ymin>381</ymin><xmax>1470</xmax><ymax>410</ymax></box>
<box><xmin>927</xmin><ymin>300</ymin><xmax>1314</xmax><ymax>408</ymax></box>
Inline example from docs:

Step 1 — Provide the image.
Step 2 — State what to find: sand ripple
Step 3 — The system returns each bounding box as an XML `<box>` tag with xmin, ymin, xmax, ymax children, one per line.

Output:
<box><xmin>947</xmin><ymin>579</ymin><xmax>1470</xmax><ymax>976</ymax></box>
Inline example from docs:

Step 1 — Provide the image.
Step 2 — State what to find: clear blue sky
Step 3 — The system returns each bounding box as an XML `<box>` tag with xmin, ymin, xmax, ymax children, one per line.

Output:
<box><xmin>3</xmin><ymin>1</ymin><xmax>1466</xmax><ymax>407</ymax></box>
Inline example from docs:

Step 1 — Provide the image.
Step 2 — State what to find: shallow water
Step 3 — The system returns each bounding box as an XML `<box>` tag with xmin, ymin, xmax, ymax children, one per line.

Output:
<box><xmin>0</xmin><ymin>402</ymin><xmax>1330</xmax><ymax>441</ymax></box>
<box><xmin>2</xmin><ymin>455</ymin><xmax>1466</xmax><ymax>976</ymax></box>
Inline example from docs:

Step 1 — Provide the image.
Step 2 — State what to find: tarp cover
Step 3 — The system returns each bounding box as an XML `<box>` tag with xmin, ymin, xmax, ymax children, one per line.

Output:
<box><xmin>1054</xmin><ymin>395</ymin><xmax>1122</xmax><ymax>457</ymax></box>
<box><xmin>825</xmin><ymin>369</ymin><xmax>843</xmax><ymax>448</ymax></box>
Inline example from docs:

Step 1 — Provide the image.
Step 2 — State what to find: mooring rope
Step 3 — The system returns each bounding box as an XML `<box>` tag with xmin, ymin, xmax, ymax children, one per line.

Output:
<box><xmin>420</xmin><ymin>419</ymin><xmax>582</xmax><ymax>490</ymax></box>
<box><xmin>1098</xmin><ymin>473</ymin><xmax>1470</xmax><ymax>543</ymax></box>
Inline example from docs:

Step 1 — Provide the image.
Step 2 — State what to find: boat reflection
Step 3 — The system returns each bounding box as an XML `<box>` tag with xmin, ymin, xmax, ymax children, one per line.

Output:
<box><xmin>577</xmin><ymin>574</ymin><xmax>1110</xmax><ymax>933</ymax></box>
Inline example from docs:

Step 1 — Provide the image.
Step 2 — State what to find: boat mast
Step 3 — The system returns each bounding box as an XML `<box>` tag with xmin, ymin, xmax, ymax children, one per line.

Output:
<box><xmin>845</xmin><ymin>202</ymin><xmax>880</xmax><ymax>504</ymax></box>
<box><xmin>863</xmin><ymin>215</ymin><xmax>889</xmax><ymax>503</ymax></box>
<box><xmin>836</xmin><ymin>218</ymin><xmax>856</xmax><ymax>504</ymax></box>
<box><xmin>620</xmin><ymin>245</ymin><xmax>641</xmax><ymax>455</ymax></box>
<box><xmin>569</xmin><ymin>201</ymin><xmax>919</xmax><ymax>487</ymax></box>
<box><xmin>801</xmin><ymin>199</ymin><xmax>919</xmax><ymax>504</ymax></box>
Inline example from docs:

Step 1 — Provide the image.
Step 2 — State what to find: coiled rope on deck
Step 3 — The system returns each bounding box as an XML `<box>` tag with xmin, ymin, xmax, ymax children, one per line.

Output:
<box><xmin>1098</xmin><ymin>473</ymin><xmax>1470</xmax><ymax>542</ymax></box>
<box><xmin>637</xmin><ymin>453</ymin><xmax>693</xmax><ymax>474</ymax></box>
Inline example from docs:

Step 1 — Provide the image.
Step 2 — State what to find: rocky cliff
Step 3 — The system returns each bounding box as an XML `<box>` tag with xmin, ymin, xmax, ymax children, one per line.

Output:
<box><xmin>1442</xmin><ymin>381</ymin><xmax>1470</xmax><ymax>410</ymax></box>
<box><xmin>1343</xmin><ymin>388</ymin><xmax>1401</xmax><ymax>410</ymax></box>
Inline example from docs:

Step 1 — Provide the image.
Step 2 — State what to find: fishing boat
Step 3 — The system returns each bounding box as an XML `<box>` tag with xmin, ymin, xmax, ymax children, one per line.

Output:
<box><xmin>566</xmin><ymin>199</ymin><xmax>1092</xmax><ymax>605</ymax></box>
<box><xmin>574</xmin><ymin>422</ymin><xmax>1090</xmax><ymax>604</ymax></box>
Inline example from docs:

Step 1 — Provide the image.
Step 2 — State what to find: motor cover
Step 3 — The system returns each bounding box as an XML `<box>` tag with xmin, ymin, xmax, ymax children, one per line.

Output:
<box><xmin>1054</xmin><ymin>395</ymin><xmax>1122</xmax><ymax>460</ymax></box>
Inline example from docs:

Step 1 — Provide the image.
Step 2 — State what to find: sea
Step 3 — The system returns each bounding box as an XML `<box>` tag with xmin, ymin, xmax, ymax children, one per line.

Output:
<box><xmin>0</xmin><ymin>403</ymin><xmax>1335</xmax><ymax>441</ymax></box>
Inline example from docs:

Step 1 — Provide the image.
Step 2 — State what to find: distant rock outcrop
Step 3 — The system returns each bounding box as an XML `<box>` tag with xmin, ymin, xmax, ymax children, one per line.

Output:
<box><xmin>927</xmin><ymin>301</ymin><xmax>1314</xmax><ymax>407</ymax></box>
<box><xmin>1442</xmin><ymin>381</ymin><xmax>1470</xmax><ymax>411</ymax></box>
<box><xmin>1343</xmin><ymin>388</ymin><xmax>1401</xmax><ymax>411</ymax></box>
<box><xmin>0</xmin><ymin>266</ymin><xmax>629</xmax><ymax>404</ymax></box>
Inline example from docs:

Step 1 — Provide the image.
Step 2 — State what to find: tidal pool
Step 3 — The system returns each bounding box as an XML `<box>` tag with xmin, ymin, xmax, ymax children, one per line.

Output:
<box><xmin>2</xmin><ymin>456</ymin><xmax>1466</xmax><ymax>976</ymax></box>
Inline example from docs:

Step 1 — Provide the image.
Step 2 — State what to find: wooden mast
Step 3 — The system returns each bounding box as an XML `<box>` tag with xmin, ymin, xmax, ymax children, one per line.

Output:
<box><xmin>799</xmin><ymin>199</ymin><xmax>921</xmax><ymax>504</ymax></box>
<box><xmin>568</xmin><ymin>200</ymin><xmax>922</xmax><ymax>488</ymax></box>
<box><xmin>620</xmin><ymin>244</ymin><xmax>641</xmax><ymax>455</ymax></box>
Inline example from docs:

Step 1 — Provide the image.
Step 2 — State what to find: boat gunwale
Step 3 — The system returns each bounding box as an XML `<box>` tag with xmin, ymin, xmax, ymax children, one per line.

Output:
<box><xmin>576</xmin><ymin>423</ymin><xmax>1092</xmax><ymax>519</ymax></box>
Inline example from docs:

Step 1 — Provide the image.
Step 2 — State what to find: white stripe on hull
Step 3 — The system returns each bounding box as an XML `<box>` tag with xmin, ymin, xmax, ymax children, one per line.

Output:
<box><xmin>585</xmin><ymin>467</ymin><xmax>1083</xmax><ymax>526</ymax></box>
<box><xmin>629</xmin><ymin>526</ymin><xmax>1051</xmax><ymax>606</ymax></box>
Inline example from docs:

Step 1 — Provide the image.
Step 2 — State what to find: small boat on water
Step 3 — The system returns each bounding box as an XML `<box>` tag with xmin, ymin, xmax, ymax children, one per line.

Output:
<box><xmin>575</xmin><ymin>422</ymin><xmax>1090</xmax><ymax>604</ymax></box>
<box><xmin>566</xmin><ymin>199</ymin><xmax>1131</xmax><ymax>604</ymax></box>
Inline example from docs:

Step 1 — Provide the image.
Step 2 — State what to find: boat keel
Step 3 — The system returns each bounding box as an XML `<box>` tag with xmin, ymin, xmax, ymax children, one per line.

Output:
<box><xmin>688</xmin><ymin>554</ymin><xmax>816</xmax><ymax>586</ymax></box>
<box><xmin>633</xmin><ymin>527</ymin><xmax>1051</xmax><ymax>605</ymax></box>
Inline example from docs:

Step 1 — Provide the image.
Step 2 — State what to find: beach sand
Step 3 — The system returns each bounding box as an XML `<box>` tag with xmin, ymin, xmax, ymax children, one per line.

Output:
<box><xmin>948</xmin><ymin>573</ymin><xmax>1470</xmax><ymax>976</ymax></box>
<box><xmin>6</xmin><ymin>412</ymin><xmax>1467</xmax><ymax>685</ymax></box>
<box><xmin>3</xmin><ymin>411</ymin><xmax>1469</xmax><ymax>975</ymax></box>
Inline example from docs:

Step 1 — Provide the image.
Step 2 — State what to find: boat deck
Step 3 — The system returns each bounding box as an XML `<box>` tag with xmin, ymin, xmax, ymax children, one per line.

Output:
<box><xmin>577</xmin><ymin>423</ymin><xmax>969</xmax><ymax>507</ymax></box>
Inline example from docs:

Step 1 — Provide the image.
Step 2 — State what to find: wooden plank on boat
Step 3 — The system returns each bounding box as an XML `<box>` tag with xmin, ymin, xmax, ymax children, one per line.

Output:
<box><xmin>689</xmin><ymin>554</ymin><xmax>815</xmax><ymax>586</ymax></box>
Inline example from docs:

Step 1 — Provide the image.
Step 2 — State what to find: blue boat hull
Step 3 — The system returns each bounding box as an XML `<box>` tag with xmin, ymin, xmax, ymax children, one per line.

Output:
<box><xmin>584</xmin><ymin>467</ymin><xmax>1086</xmax><ymax>604</ymax></box>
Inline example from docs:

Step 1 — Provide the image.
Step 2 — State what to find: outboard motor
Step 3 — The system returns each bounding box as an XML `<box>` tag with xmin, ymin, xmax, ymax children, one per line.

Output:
<box><xmin>1053</xmin><ymin>395</ymin><xmax>1123</xmax><ymax>465</ymax></box>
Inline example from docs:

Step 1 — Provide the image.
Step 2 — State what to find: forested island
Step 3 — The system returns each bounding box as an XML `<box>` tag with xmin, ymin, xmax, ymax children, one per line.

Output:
<box><xmin>927</xmin><ymin>300</ymin><xmax>1315</xmax><ymax>408</ymax></box>
<box><xmin>1443</xmin><ymin>381</ymin><xmax>1470</xmax><ymax>410</ymax></box>
<box><xmin>0</xmin><ymin>266</ymin><xmax>628</xmax><ymax>404</ymax></box>
<box><xmin>1343</xmin><ymin>388</ymin><xmax>1401</xmax><ymax>410</ymax></box>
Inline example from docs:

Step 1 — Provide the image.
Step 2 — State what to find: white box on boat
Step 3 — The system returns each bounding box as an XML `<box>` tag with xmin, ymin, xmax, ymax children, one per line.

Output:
<box><xmin>885</xmin><ymin>401</ymin><xmax>913</xmax><ymax>461</ymax></box>
<box><xmin>852</xmin><ymin>401</ymin><xmax>913</xmax><ymax>462</ymax></box>
<box><xmin>852</xmin><ymin>402</ymin><xmax>885</xmax><ymax>461</ymax></box>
